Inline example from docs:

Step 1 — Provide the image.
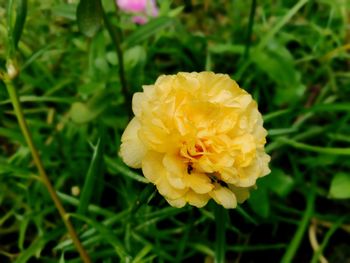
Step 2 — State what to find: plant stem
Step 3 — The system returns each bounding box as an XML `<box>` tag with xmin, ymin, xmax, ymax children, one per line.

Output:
<box><xmin>3</xmin><ymin>76</ymin><xmax>91</xmax><ymax>263</ymax></box>
<box><xmin>281</xmin><ymin>175</ymin><xmax>316</xmax><ymax>263</ymax></box>
<box><xmin>244</xmin><ymin>0</ymin><xmax>257</xmax><ymax>58</ymax></box>
<box><xmin>214</xmin><ymin>205</ymin><xmax>227</xmax><ymax>263</ymax></box>
<box><xmin>102</xmin><ymin>4</ymin><xmax>132</xmax><ymax>117</ymax></box>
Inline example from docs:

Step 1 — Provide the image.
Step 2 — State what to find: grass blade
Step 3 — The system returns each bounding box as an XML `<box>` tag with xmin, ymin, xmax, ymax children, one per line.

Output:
<box><xmin>258</xmin><ymin>0</ymin><xmax>309</xmax><ymax>49</ymax></box>
<box><xmin>78</xmin><ymin>132</ymin><xmax>105</xmax><ymax>215</ymax></box>
<box><xmin>105</xmin><ymin>156</ymin><xmax>149</xmax><ymax>184</ymax></box>
<box><xmin>123</xmin><ymin>16</ymin><xmax>174</xmax><ymax>47</ymax></box>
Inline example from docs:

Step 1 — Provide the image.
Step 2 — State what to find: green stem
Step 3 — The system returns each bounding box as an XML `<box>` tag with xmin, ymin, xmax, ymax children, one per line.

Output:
<box><xmin>214</xmin><ymin>205</ymin><xmax>227</xmax><ymax>263</ymax></box>
<box><xmin>3</xmin><ymin>76</ymin><xmax>91</xmax><ymax>263</ymax></box>
<box><xmin>244</xmin><ymin>0</ymin><xmax>257</xmax><ymax>58</ymax></box>
<box><xmin>102</xmin><ymin>4</ymin><xmax>132</xmax><ymax>117</ymax></box>
<box><xmin>278</xmin><ymin>137</ymin><xmax>350</xmax><ymax>155</ymax></box>
<box><xmin>281</xmin><ymin>176</ymin><xmax>315</xmax><ymax>263</ymax></box>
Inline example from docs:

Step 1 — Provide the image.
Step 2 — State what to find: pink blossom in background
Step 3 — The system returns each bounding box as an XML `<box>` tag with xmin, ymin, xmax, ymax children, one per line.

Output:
<box><xmin>116</xmin><ymin>0</ymin><xmax>159</xmax><ymax>24</ymax></box>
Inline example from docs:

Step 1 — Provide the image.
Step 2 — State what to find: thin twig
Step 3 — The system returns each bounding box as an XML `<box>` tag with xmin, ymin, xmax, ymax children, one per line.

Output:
<box><xmin>2</xmin><ymin>75</ymin><xmax>91</xmax><ymax>263</ymax></box>
<box><xmin>308</xmin><ymin>222</ymin><xmax>328</xmax><ymax>263</ymax></box>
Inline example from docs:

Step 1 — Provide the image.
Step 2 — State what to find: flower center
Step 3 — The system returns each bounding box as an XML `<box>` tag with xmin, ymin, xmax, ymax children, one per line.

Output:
<box><xmin>180</xmin><ymin>139</ymin><xmax>207</xmax><ymax>161</ymax></box>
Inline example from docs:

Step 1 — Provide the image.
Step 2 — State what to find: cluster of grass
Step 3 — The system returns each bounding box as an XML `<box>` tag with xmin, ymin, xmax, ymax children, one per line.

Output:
<box><xmin>1</xmin><ymin>0</ymin><xmax>350</xmax><ymax>262</ymax></box>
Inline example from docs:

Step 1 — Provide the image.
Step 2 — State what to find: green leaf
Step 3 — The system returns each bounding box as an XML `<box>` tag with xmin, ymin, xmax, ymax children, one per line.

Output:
<box><xmin>132</xmin><ymin>245</ymin><xmax>153</xmax><ymax>263</ymax></box>
<box><xmin>13</xmin><ymin>0</ymin><xmax>27</xmax><ymax>48</ymax></box>
<box><xmin>78</xmin><ymin>133</ymin><xmax>105</xmax><ymax>215</ymax></box>
<box><xmin>76</xmin><ymin>0</ymin><xmax>102</xmax><ymax>37</ymax></box>
<box><xmin>252</xmin><ymin>42</ymin><xmax>305</xmax><ymax>105</ymax></box>
<box><xmin>329</xmin><ymin>173</ymin><xmax>350</xmax><ymax>199</ymax></box>
<box><xmin>264</xmin><ymin>169</ymin><xmax>294</xmax><ymax>197</ymax></box>
<box><xmin>123</xmin><ymin>16</ymin><xmax>174</xmax><ymax>47</ymax></box>
<box><xmin>248</xmin><ymin>187</ymin><xmax>270</xmax><ymax>218</ymax></box>
<box><xmin>69</xmin><ymin>89</ymin><xmax>112</xmax><ymax>124</ymax></box>
<box><xmin>69</xmin><ymin>102</ymin><xmax>95</xmax><ymax>124</ymax></box>
<box><xmin>52</xmin><ymin>3</ymin><xmax>77</xmax><ymax>20</ymax></box>
<box><xmin>88</xmin><ymin>31</ymin><xmax>109</xmax><ymax>80</ymax></box>
<box><xmin>124</xmin><ymin>46</ymin><xmax>147</xmax><ymax>71</ymax></box>
<box><xmin>6</xmin><ymin>0</ymin><xmax>27</xmax><ymax>53</ymax></box>
<box><xmin>18</xmin><ymin>217</ymin><xmax>29</xmax><ymax>250</ymax></box>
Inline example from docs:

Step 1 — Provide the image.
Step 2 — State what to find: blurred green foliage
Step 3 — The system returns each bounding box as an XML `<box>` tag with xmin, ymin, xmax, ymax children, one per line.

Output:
<box><xmin>1</xmin><ymin>0</ymin><xmax>350</xmax><ymax>262</ymax></box>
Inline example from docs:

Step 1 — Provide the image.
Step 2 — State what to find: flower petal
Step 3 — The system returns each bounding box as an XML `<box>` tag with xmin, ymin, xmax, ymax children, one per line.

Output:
<box><xmin>119</xmin><ymin>118</ymin><xmax>147</xmax><ymax>168</ymax></box>
<box><xmin>141</xmin><ymin>151</ymin><xmax>163</xmax><ymax>183</ymax></box>
<box><xmin>209</xmin><ymin>185</ymin><xmax>237</xmax><ymax>209</ymax></box>
<box><xmin>185</xmin><ymin>173</ymin><xmax>214</xmax><ymax>194</ymax></box>
<box><xmin>142</xmin><ymin>151</ymin><xmax>187</xmax><ymax>199</ymax></box>
<box><xmin>157</xmin><ymin>176</ymin><xmax>187</xmax><ymax>199</ymax></box>
<box><xmin>185</xmin><ymin>190</ymin><xmax>210</xmax><ymax>208</ymax></box>
<box><xmin>166</xmin><ymin>197</ymin><xmax>186</xmax><ymax>208</ymax></box>
<box><xmin>228</xmin><ymin>185</ymin><xmax>253</xmax><ymax>204</ymax></box>
<box><xmin>163</xmin><ymin>154</ymin><xmax>187</xmax><ymax>189</ymax></box>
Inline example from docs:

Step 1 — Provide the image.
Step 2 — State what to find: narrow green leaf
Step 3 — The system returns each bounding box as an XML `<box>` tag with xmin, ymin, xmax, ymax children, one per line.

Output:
<box><xmin>329</xmin><ymin>173</ymin><xmax>350</xmax><ymax>199</ymax></box>
<box><xmin>258</xmin><ymin>0</ymin><xmax>309</xmax><ymax>49</ymax></box>
<box><xmin>70</xmin><ymin>213</ymin><xmax>130</xmax><ymax>260</ymax></box>
<box><xmin>76</xmin><ymin>0</ymin><xmax>102</xmax><ymax>37</ymax></box>
<box><xmin>6</xmin><ymin>0</ymin><xmax>15</xmax><ymax>54</ymax></box>
<box><xmin>132</xmin><ymin>245</ymin><xmax>153</xmax><ymax>263</ymax></box>
<box><xmin>57</xmin><ymin>191</ymin><xmax>115</xmax><ymax>217</ymax></box>
<box><xmin>13</xmin><ymin>0</ymin><xmax>27</xmax><ymax>48</ymax></box>
<box><xmin>190</xmin><ymin>243</ymin><xmax>214</xmax><ymax>257</ymax></box>
<box><xmin>78</xmin><ymin>134</ymin><xmax>105</xmax><ymax>215</ymax></box>
<box><xmin>123</xmin><ymin>16</ymin><xmax>174</xmax><ymax>47</ymax></box>
<box><xmin>18</xmin><ymin>217</ymin><xmax>29</xmax><ymax>250</ymax></box>
<box><xmin>0</xmin><ymin>95</ymin><xmax>75</xmax><ymax>105</ymax></box>
<box><xmin>15</xmin><ymin>229</ymin><xmax>63</xmax><ymax>263</ymax></box>
<box><xmin>105</xmin><ymin>156</ymin><xmax>149</xmax><ymax>184</ymax></box>
<box><xmin>228</xmin><ymin>244</ymin><xmax>286</xmax><ymax>252</ymax></box>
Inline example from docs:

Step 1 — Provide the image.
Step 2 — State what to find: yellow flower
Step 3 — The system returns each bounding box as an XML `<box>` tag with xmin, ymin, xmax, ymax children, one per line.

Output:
<box><xmin>120</xmin><ymin>72</ymin><xmax>270</xmax><ymax>209</ymax></box>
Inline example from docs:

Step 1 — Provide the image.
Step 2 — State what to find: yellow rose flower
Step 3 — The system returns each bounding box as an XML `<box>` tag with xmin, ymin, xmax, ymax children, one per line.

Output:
<box><xmin>120</xmin><ymin>72</ymin><xmax>270</xmax><ymax>209</ymax></box>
